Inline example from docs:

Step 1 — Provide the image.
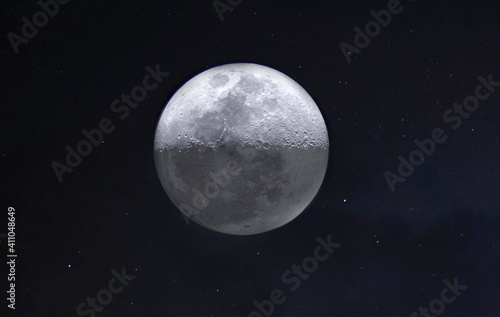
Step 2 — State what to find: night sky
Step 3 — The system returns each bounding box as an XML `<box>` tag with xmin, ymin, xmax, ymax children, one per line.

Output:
<box><xmin>1</xmin><ymin>0</ymin><xmax>500</xmax><ymax>316</ymax></box>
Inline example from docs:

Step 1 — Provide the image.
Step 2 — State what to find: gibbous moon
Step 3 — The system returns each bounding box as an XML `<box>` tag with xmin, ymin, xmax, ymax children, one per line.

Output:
<box><xmin>154</xmin><ymin>63</ymin><xmax>329</xmax><ymax>235</ymax></box>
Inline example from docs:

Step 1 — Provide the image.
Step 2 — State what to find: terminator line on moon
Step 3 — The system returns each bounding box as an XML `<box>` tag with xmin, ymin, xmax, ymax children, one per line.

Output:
<box><xmin>154</xmin><ymin>63</ymin><xmax>329</xmax><ymax>235</ymax></box>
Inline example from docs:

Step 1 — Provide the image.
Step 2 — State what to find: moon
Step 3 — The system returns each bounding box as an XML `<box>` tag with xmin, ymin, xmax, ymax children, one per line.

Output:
<box><xmin>154</xmin><ymin>63</ymin><xmax>329</xmax><ymax>235</ymax></box>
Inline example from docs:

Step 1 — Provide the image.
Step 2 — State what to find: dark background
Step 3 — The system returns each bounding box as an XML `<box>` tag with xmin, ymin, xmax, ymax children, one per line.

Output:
<box><xmin>1</xmin><ymin>0</ymin><xmax>499</xmax><ymax>316</ymax></box>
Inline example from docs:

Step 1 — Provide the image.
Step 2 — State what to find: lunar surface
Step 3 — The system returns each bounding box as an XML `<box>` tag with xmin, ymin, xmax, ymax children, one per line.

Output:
<box><xmin>154</xmin><ymin>63</ymin><xmax>329</xmax><ymax>235</ymax></box>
